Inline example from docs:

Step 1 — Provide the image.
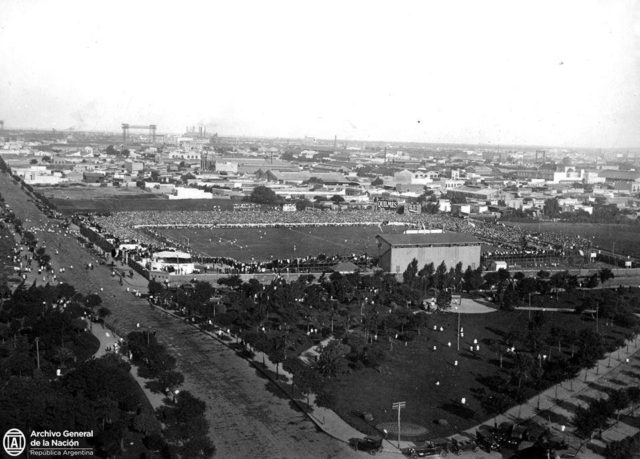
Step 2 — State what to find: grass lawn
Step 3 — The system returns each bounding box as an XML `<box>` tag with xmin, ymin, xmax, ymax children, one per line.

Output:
<box><xmin>324</xmin><ymin>308</ymin><xmax>633</xmax><ymax>440</ymax></box>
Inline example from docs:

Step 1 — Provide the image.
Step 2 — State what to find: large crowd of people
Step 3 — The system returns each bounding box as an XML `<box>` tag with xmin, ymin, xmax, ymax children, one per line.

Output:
<box><xmin>81</xmin><ymin>208</ymin><xmax>597</xmax><ymax>272</ymax></box>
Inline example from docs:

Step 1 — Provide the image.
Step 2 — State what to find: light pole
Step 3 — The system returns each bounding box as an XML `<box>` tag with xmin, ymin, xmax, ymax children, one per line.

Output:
<box><xmin>392</xmin><ymin>401</ymin><xmax>405</xmax><ymax>449</ymax></box>
<box><xmin>35</xmin><ymin>337</ymin><xmax>40</xmax><ymax>370</ymax></box>
<box><xmin>456</xmin><ymin>306</ymin><xmax>461</xmax><ymax>351</ymax></box>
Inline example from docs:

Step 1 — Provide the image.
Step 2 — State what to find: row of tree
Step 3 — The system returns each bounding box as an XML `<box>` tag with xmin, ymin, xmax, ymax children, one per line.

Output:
<box><xmin>573</xmin><ymin>386</ymin><xmax>640</xmax><ymax>438</ymax></box>
<box><xmin>122</xmin><ymin>331</ymin><xmax>214</xmax><ymax>458</ymax></box>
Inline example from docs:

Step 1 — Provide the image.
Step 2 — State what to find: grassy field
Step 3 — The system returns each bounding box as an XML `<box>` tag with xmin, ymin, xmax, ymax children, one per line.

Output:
<box><xmin>505</xmin><ymin>221</ymin><xmax>640</xmax><ymax>258</ymax></box>
<box><xmin>51</xmin><ymin>197</ymin><xmax>234</xmax><ymax>214</ymax></box>
<box><xmin>156</xmin><ymin>225</ymin><xmax>410</xmax><ymax>261</ymax></box>
<box><xmin>327</xmin><ymin>307</ymin><xmax>632</xmax><ymax>439</ymax></box>
<box><xmin>40</xmin><ymin>185</ymin><xmax>235</xmax><ymax>214</ymax></box>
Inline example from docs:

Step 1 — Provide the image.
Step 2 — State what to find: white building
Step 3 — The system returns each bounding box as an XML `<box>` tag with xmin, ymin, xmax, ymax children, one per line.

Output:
<box><xmin>214</xmin><ymin>161</ymin><xmax>238</xmax><ymax>174</ymax></box>
<box><xmin>13</xmin><ymin>166</ymin><xmax>65</xmax><ymax>185</ymax></box>
<box><xmin>168</xmin><ymin>187</ymin><xmax>213</xmax><ymax>199</ymax></box>
<box><xmin>438</xmin><ymin>199</ymin><xmax>452</xmax><ymax>212</ymax></box>
<box><xmin>148</xmin><ymin>251</ymin><xmax>195</xmax><ymax>274</ymax></box>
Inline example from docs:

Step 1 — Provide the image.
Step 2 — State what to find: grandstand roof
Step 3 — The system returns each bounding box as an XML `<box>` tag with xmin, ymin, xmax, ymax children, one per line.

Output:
<box><xmin>332</xmin><ymin>261</ymin><xmax>360</xmax><ymax>273</ymax></box>
<box><xmin>152</xmin><ymin>251</ymin><xmax>192</xmax><ymax>259</ymax></box>
<box><xmin>376</xmin><ymin>232</ymin><xmax>480</xmax><ymax>247</ymax></box>
<box><xmin>598</xmin><ymin>170</ymin><xmax>640</xmax><ymax>181</ymax></box>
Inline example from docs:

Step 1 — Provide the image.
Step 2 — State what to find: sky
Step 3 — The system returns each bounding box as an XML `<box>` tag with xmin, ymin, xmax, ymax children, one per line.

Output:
<box><xmin>0</xmin><ymin>0</ymin><xmax>639</xmax><ymax>148</ymax></box>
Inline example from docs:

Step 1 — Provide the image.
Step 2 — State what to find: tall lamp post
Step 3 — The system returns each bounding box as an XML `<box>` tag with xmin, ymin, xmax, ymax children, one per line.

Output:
<box><xmin>392</xmin><ymin>401</ymin><xmax>406</xmax><ymax>449</ymax></box>
<box><xmin>35</xmin><ymin>337</ymin><xmax>40</xmax><ymax>370</ymax></box>
<box><xmin>456</xmin><ymin>306</ymin><xmax>461</xmax><ymax>351</ymax></box>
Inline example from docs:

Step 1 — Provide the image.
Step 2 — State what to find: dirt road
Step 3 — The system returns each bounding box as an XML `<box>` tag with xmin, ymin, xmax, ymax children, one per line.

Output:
<box><xmin>1</xmin><ymin>174</ymin><xmax>359</xmax><ymax>459</ymax></box>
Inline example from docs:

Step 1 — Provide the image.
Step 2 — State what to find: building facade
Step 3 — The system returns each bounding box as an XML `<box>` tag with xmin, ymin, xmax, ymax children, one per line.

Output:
<box><xmin>376</xmin><ymin>232</ymin><xmax>481</xmax><ymax>274</ymax></box>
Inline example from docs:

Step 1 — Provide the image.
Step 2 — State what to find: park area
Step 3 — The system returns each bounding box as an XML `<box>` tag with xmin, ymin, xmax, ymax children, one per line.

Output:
<box><xmin>153</xmin><ymin>257</ymin><xmax>640</xmax><ymax>444</ymax></box>
<box><xmin>322</xmin><ymin>304</ymin><xmax>637</xmax><ymax>440</ymax></box>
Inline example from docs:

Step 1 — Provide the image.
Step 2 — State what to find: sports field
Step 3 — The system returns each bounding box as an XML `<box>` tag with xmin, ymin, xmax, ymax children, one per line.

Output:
<box><xmin>505</xmin><ymin>221</ymin><xmax>640</xmax><ymax>258</ymax></box>
<box><xmin>41</xmin><ymin>185</ymin><xmax>234</xmax><ymax>214</ymax></box>
<box><xmin>156</xmin><ymin>225</ymin><xmax>409</xmax><ymax>261</ymax></box>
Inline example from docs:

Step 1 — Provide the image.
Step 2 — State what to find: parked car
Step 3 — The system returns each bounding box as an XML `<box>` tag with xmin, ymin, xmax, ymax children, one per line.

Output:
<box><xmin>476</xmin><ymin>428</ymin><xmax>501</xmax><ymax>453</ymax></box>
<box><xmin>350</xmin><ymin>410</ymin><xmax>374</xmax><ymax>422</ymax></box>
<box><xmin>349</xmin><ymin>436</ymin><xmax>383</xmax><ymax>455</ymax></box>
<box><xmin>430</xmin><ymin>438</ymin><xmax>452</xmax><ymax>455</ymax></box>
<box><xmin>450</xmin><ymin>437</ymin><xmax>479</xmax><ymax>454</ymax></box>
<box><xmin>401</xmin><ymin>444</ymin><xmax>443</xmax><ymax>458</ymax></box>
<box><xmin>508</xmin><ymin>424</ymin><xmax>528</xmax><ymax>448</ymax></box>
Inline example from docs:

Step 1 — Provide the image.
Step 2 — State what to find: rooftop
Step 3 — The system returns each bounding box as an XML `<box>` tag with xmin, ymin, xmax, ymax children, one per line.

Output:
<box><xmin>376</xmin><ymin>232</ymin><xmax>481</xmax><ymax>247</ymax></box>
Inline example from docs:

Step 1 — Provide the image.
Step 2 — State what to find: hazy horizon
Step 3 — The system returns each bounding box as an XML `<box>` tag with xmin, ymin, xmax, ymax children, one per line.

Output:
<box><xmin>1</xmin><ymin>0</ymin><xmax>639</xmax><ymax>149</ymax></box>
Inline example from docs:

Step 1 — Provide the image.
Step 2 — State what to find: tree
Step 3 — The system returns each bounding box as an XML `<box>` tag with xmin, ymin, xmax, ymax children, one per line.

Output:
<box><xmin>585</xmin><ymin>273</ymin><xmax>599</xmax><ymax>288</ymax></box>
<box><xmin>330</xmin><ymin>195</ymin><xmax>345</xmax><ymax>203</ymax></box>
<box><xmin>463</xmin><ymin>266</ymin><xmax>483</xmax><ymax>292</ymax></box>
<box><xmin>30</xmin><ymin>158</ymin><xmax>38</xmax><ymax>165</ymax></box>
<box><xmin>536</xmin><ymin>270</ymin><xmax>550</xmax><ymax>279</ymax></box>
<box><xmin>599</xmin><ymin>268</ymin><xmax>614</xmax><ymax>284</ymax></box>
<box><xmin>294</xmin><ymin>198</ymin><xmax>312</xmax><ymax>211</ymax></box>
<box><xmin>371</xmin><ymin>177</ymin><xmax>384</xmax><ymax>186</ymax></box>
<box><xmin>85</xmin><ymin>293</ymin><xmax>102</xmax><ymax>310</ymax></box>
<box><xmin>544</xmin><ymin>198</ymin><xmax>561</xmax><ymax>217</ymax></box>
<box><xmin>23</xmin><ymin>231</ymin><xmax>37</xmax><ymax>249</ymax></box>
<box><xmin>434</xmin><ymin>261</ymin><xmax>448</xmax><ymax>290</ymax></box>
<box><xmin>249</xmin><ymin>186</ymin><xmax>279</xmax><ymax>205</ymax></box>
<box><xmin>217</xmin><ymin>275</ymin><xmax>243</xmax><ymax>289</ymax></box>
<box><xmin>436</xmin><ymin>289</ymin><xmax>452</xmax><ymax>310</ymax></box>
<box><xmin>156</xmin><ymin>390</ymin><xmax>213</xmax><ymax>457</ymax></box>
<box><xmin>418</xmin><ymin>262</ymin><xmax>435</xmax><ymax>294</ymax></box>
<box><xmin>287</xmin><ymin>359</ymin><xmax>321</xmax><ymax>405</ymax></box>
<box><xmin>53</xmin><ymin>346</ymin><xmax>76</xmax><ymax>367</ymax></box>
<box><xmin>192</xmin><ymin>281</ymin><xmax>215</xmax><ymax>304</ymax></box>
<box><xmin>510</xmin><ymin>353</ymin><xmax>535</xmax><ymax>398</ymax></box>
<box><xmin>158</xmin><ymin>370</ymin><xmax>185</xmax><ymax>393</ymax></box>
<box><xmin>517</xmin><ymin>277</ymin><xmax>538</xmax><ymax>299</ymax></box>
<box><xmin>403</xmin><ymin>259</ymin><xmax>419</xmax><ymax>286</ymax></box>
<box><xmin>500</xmin><ymin>286</ymin><xmax>519</xmax><ymax>311</ymax></box>
<box><xmin>132</xmin><ymin>412</ymin><xmax>161</xmax><ymax>436</ymax></box>
<box><xmin>148</xmin><ymin>279</ymin><xmax>165</xmax><ymax>297</ymax></box>
<box><xmin>317</xmin><ymin>340</ymin><xmax>350</xmax><ymax>378</ymax></box>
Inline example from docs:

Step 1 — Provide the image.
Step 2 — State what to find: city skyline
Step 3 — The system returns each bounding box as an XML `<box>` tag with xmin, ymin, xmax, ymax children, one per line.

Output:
<box><xmin>1</xmin><ymin>0</ymin><xmax>639</xmax><ymax>149</ymax></box>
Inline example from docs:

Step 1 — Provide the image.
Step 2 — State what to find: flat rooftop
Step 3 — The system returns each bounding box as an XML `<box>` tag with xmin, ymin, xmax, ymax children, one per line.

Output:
<box><xmin>376</xmin><ymin>232</ymin><xmax>481</xmax><ymax>247</ymax></box>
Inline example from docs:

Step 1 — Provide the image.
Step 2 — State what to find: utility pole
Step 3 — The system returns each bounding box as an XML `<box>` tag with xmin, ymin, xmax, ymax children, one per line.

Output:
<box><xmin>456</xmin><ymin>306</ymin><xmax>461</xmax><ymax>351</ymax></box>
<box><xmin>35</xmin><ymin>337</ymin><xmax>40</xmax><ymax>370</ymax></box>
<box><xmin>392</xmin><ymin>401</ymin><xmax>406</xmax><ymax>448</ymax></box>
